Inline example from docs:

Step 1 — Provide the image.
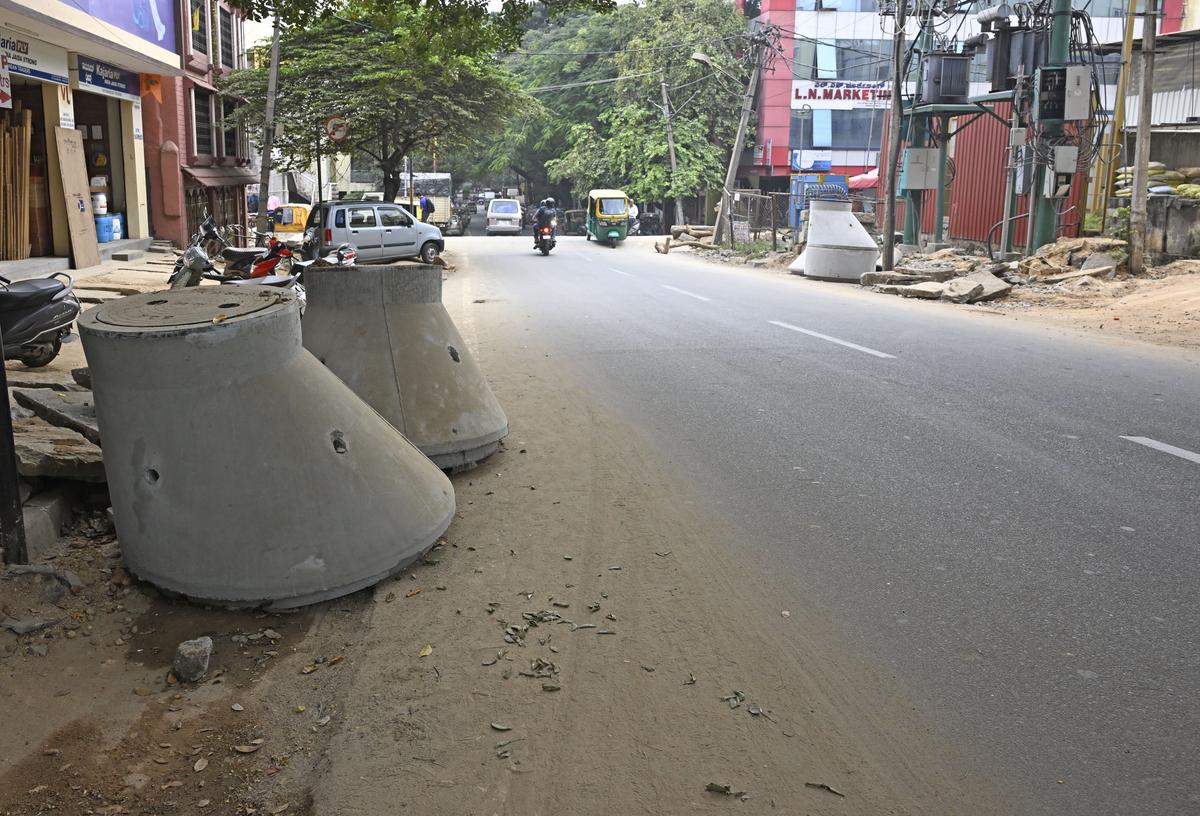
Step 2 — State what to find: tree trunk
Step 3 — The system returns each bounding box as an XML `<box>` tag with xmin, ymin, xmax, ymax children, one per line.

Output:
<box><xmin>383</xmin><ymin>171</ymin><xmax>401</xmax><ymax>202</ymax></box>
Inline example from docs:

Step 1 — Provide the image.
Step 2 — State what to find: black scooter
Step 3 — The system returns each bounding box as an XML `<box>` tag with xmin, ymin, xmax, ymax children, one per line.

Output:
<box><xmin>0</xmin><ymin>272</ymin><xmax>81</xmax><ymax>367</ymax></box>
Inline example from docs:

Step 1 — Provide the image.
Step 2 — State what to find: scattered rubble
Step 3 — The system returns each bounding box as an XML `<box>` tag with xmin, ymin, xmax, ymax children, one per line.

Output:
<box><xmin>11</xmin><ymin>415</ymin><xmax>105</xmax><ymax>482</ymax></box>
<box><xmin>860</xmin><ymin>239</ymin><xmax>1132</xmax><ymax>307</ymax></box>
<box><xmin>174</xmin><ymin>636</ymin><xmax>215</xmax><ymax>683</ymax></box>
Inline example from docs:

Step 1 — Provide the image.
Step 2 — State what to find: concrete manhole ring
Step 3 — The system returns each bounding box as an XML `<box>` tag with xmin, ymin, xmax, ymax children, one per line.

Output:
<box><xmin>95</xmin><ymin>288</ymin><xmax>288</xmax><ymax>328</ymax></box>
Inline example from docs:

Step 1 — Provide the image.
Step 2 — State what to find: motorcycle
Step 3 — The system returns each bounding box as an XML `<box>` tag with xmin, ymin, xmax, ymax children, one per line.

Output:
<box><xmin>301</xmin><ymin>228</ymin><xmax>357</xmax><ymax>266</ymax></box>
<box><xmin>536</xmin><ymin>219</ymin><xmax>557</xmax><ymax>256</ymax></box>
<box><xmin>0</xmin><ymin>272</ymin><xmax>81</xmax><ymax>367</ymax></box>
<box><xmin>170</xmin><ymin>222</ymin><xmax>307</xmax><ymax>313</ymax></box>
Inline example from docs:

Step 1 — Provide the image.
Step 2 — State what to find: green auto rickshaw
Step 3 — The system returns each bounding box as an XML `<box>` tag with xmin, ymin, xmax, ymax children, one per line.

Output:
<box><xmin>586</xmin><ymin>189</ymin><xmax>630</xmax><ymax>247</ymax></box>
<box><xmin>563</xmin><ymin>209</ymin><xmax>587</xmax><ymax>236</ymax></box>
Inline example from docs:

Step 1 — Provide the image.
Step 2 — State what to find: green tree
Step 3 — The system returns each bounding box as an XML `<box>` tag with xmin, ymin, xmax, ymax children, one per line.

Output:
<box><xmin>486</xmin><ymin>0</ymin><xmax>751</xmax><ymax>209</ymax></box>
<box><xmin>222</xmin><ymin>9</ymin><xmax>529</xmax><ymax>200</ymax></box>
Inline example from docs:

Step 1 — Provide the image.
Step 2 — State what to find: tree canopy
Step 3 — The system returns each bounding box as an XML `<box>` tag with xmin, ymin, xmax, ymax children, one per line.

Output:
<box><xmin>222</xmin><ymin>8</ymin><xmax>528</xmax><ymax>200</ymax></box>
<box><xmin>454</xmin><ymin>0</ymin><xmax>753</xmax><ymax>207</ymax></box>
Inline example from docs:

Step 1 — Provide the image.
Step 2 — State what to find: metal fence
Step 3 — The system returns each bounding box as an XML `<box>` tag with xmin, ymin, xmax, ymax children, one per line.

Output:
<box><xmin>724</xmin><ymin>189</ymin><xmax>878</xmax><ymax>251</ymax></box>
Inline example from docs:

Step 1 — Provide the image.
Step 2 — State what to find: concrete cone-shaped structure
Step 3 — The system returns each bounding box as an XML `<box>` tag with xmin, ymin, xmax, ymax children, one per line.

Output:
<box><xmin>800</xmin><ymin>199</ymin><xmax>881</xmax><ymax>282</ymax></box>
<box><xmin>79</xmin><ymin>287</ymin><xmax>455</xmax><ymax>608</ymax></box>
<box><xmin>301</xmin><ymin>264</ymin><xmax>508</xmax><ymax>471</ymax></box>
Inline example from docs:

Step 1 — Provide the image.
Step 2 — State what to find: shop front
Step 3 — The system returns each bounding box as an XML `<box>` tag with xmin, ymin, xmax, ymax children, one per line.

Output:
<box><xmin>0</xmin><ymin>0</ymin><xmax>179</xmax><ymax>267</ymax></box>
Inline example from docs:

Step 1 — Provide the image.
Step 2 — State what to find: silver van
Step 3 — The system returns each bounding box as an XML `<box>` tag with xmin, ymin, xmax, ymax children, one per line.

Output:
<box><xmin>307</xmin><ymin>202</ymin><xmax>444</xmax><ymax>263</ymax></box>
<box><xmin>485</xmin><ymin>199</ymin><xmax>523</xmax><ymax>235</ymax></box>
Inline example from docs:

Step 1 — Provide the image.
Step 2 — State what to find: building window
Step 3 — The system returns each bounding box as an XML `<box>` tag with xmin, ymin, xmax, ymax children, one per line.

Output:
<box><xmin>191</xmin><ymin>0</ymin><xmax>209</xmax><ymax>56</ymax></box>
<box><xmin>791</xmin><ymin>108</ymin><xmax>885</xmax><ymax>151</ymax></box>
<box><xmin>219</xmin><ymin>8</ymin><xmax>235</xmax><ymax>68</ymax></box>
<box><xmin>796</xmin><ymin>0</ymin><xmax>879</xmax><ymax>10</ymax></box>
<box><xmin>194</xmin><ymin>89</ymin><xmax>214</xmax><ymax>155</ymax></box>
<box><xmin>792</xmin><ymin>39</ymin><xmax>892</xmax><ymax>81</ymax></box>
<box><xmin>222</xmin><ymin>99</ymin><xmax>239</xmax><ymax>158</ymax></box>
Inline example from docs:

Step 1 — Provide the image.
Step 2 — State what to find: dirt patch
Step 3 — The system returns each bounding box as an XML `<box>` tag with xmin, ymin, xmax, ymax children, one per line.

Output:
<box><xmin>988</xmin><ymin>262</ymin><xmax>1200</xmax><ymax>350</ymax></box>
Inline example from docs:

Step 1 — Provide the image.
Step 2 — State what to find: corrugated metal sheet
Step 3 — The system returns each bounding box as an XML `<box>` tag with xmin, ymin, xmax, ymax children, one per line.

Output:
<box><xmin>947</xmin><ymin>102</ymin><xmax>1083</xmax><ymax>249</ymax></box>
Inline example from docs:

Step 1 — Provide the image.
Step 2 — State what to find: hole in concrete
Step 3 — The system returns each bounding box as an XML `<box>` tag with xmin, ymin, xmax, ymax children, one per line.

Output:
<box><xmin>447</xmin><ymin>345</ymin><xmax>461</xmax><ymax>363</ymax></box>
<box><xmin>144</xmin><ymin>468</ymin><xmax>160</xmax><ymax>485</ymax></box>
<box><xmin>218</xmin><ymin>302</ymin><xmax>238</xmax><ymax>308</ymax></box>
<box><xmin>146</xmin><ymin>299</ymin><xmax>168</xmax><ymax>305</ymax></box>
<box><xmin>330</xmin><ymin>430</ymin><xmax>348</xmax><ymax>454</ymax></box>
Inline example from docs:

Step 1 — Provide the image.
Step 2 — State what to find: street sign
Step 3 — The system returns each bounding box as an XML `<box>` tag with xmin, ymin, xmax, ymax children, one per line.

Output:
<box><xmin>324</xmin><ymin>115</ymin><xmax>350</xmax><ymax>143</ymax></box>
<box><xmin>0</xmin><ymin>54</ymin><xmax>12</xmax><ymax>109</ymax></box>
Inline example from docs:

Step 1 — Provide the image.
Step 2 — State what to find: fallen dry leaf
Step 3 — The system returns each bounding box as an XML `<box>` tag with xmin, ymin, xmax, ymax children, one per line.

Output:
<box><xmin>418</xmin><ymin>644</ymin><xmax>433</xmax><ymax>658</ymax></box>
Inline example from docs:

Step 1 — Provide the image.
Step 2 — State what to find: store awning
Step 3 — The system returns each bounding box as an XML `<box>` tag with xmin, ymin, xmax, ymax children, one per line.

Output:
<box><xmin>848</xmin><ymin>168</ymin><xmax>880</xmax><ymax>189</ymax></box>
<box><xmin>184</xmin><ymin>167</ymin><xmax>261</xmax><ymax>188</ymax></box>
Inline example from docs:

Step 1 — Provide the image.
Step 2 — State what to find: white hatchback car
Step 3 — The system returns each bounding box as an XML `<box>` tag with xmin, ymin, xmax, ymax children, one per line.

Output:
<box><xmin>485</xmin><ymin>199</ymin><xmax>523</xmax><ymax>235</ymax></box>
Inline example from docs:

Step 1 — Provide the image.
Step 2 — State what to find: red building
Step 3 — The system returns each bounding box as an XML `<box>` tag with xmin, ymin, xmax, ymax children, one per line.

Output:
<box><xmin>141</xmin><ymin>0</ymin><xmax>254</xmax><ymax>248</ymax></box>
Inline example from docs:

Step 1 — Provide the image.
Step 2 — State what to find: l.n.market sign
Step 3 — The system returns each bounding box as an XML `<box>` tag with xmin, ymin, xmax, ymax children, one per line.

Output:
<box><xmin>792</xmin><ymin>80</ymin><xmax>891</xmax><ymax>110</ymax></box>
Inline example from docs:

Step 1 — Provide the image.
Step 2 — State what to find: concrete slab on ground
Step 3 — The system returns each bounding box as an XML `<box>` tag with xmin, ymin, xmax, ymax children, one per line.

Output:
<box><xmin>12</xmin><ymin>415</ymin><xmax>105</xmax><ymax>483</ymax></box>
<box><xmin>13</xmin><ymin>388</ymin><xmax>101</xmax><ymax>445</ymax></box>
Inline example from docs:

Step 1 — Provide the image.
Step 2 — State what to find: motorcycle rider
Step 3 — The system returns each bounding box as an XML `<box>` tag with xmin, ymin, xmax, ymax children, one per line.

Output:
<box><xmin>533</xmin><ymin>197</ymin><xmax>557</xmax><ymax>249</ymax></box>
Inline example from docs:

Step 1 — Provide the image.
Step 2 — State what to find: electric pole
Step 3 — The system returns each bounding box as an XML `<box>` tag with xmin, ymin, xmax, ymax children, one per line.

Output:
<box><xmin>1130</xmin><ymin>0</ymin><xmax>1158</xmax><ymax>276</ymax></box>
<box><xmin>714</xmin><ymin>35</ymin><xmax>765</xmax><ymax>245</ymax></box>
<box><xmin>660</xmin><ymin>81</ymin><xmax>686</xmax><ymax>228</ymax></box>
<box><xmin>1094</xmin><ymin>0</ymin><xmax>1138</xmax><ymax>228</ymax></box>
<box><xmin>255</xmin><ymin>6</ymin><xmax>282</xmax><ymax>243</ymax></box>
<box><xmin>1029</xmin><ymin>0</ymin><xmax>1074</xmax><ymax>250</ymax></box>
<box><xmin>881</xmin><ymin>0</ymin><xmax>907</xmax><ymax>270</ymax></box>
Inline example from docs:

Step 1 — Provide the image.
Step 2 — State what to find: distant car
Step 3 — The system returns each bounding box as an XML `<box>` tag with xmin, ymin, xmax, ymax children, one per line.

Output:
<box><xmin>307</xmin><ymin>201</ymin><xmax>444</xmax><ymax>263</ymax></box>
<box><xmin>486</xmin><ymin>199</ymin><xmax>523</xmax><ymax>236</ymax></box>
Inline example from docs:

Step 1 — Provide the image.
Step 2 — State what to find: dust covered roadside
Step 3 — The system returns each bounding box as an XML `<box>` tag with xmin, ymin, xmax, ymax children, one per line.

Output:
<box><xmin>984</xmin><ymin>259</ymin><xmax>1200</xmax><ymax>350</ymax></box>
<box><xmin>2</xmin><ymin>248</ymin><xmax>1000</xmax><ymax>815</ymax></box>
<box><xmin>306</xmin><ymin>253</ymin><xmax>1003</xmax><ymax>814</ymax></box>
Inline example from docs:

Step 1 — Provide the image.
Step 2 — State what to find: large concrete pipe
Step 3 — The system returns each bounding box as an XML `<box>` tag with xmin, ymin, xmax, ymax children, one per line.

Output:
<box><xmin>301</xmin><ymin>264</ymin><xmax>508</xmax><ymax>471</ymax></box>
<box><xmin>78</xmin><ymin>287</ymin><xmax>455</xmax><ymax>608</ymax></box>
<box><xmin>791</xmin><ymin>199</ymin><xmax>880</xmax><ymax>281</ymax></box>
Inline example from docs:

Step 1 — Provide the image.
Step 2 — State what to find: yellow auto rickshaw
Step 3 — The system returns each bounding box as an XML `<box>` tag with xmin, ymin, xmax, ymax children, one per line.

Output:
<box><xmin>586</xmin><ymin>189</ymin><xmax>630</xmax><ymax>247</ymax></box>
<box><xmin>272</xmin><ymin>204</ymin><xmax>309</xmax><ymax>234</ymax></box>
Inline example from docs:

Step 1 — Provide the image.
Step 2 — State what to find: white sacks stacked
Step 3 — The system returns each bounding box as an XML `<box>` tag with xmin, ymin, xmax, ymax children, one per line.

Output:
<box><xmin>79</xmin><ymin>287</ymin><xmax>454</xmax><ymax>608</ymax></box>
<box><xmin>301</xmin><ymin>264</ymin><xmax>508</xmax><ymax>471</ymax></box>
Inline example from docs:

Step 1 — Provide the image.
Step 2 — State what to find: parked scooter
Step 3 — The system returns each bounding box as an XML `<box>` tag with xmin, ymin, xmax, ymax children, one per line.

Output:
<box><xmin>536</xmin><ymin>219</ymin><xmax>557</xmax><ymax>256</ymax></box>
<box><xmin>169</xmin><ymin>223</ymin><xmax>307</xmax><ymax>312</ymax></box>
<box><xmin>0</xmin><ymin>272</ymin><xmax>81</xmax><ymax>367</ymax></box>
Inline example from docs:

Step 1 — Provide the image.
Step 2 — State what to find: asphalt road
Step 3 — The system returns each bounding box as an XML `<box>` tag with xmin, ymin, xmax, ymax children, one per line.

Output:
<box><xmin>452</xmin><ymin>233</ymin><xmax>1200</xmax><ymax>816</ymax></box>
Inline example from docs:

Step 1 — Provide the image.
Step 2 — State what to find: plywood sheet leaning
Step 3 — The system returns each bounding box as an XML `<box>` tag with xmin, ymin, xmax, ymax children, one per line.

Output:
<box><xmin>52</xmin><ymin>126</ymin><xmax>100</xmax><ymax>269</ymax></box>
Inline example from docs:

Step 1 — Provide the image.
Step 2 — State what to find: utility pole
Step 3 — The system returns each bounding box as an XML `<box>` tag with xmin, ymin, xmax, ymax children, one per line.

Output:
<box><xmin>255</xmin><ymin>6</ymin><xmax>282</xmax><ymax>244</ymax></box>
<box><xmin>315</xmin><ymin>129</ymin><xmax>323</xmax><ymax>214</ymax></box>
<box><xmin>902</xmin><ymin>0</ymin><xmax>935</xmax><ymax>245</ymax></box>
<box><xmin>1028</xmin><ymin>0</ymin><xmax>1074</xmax><ymax>251</ymax></box>
<box><xmin>1095</xmin><ymin>0</ymin><xmax>1138</xmax><ymax>229</ymax></box>
<box><xmin>660</xmin><ymin>81</ymin><xmax>686</xmax><ymax>228</ymax></box>
<box><xmin>0</xmin><ymin>328</ymin><xmax>28</xmax><ymax>565</ymax></box>
<box><xmin>714</xmin><ymin>37</ymin><xmax>764</xmax><ymax>245</ymax></box>
<box><xmin>881</xmin><ymin>0</ymin><xmax>907</xmax><ymax>270</ymax></box>
<box><xmin>1130</xmin><ymin>0</ymin><xmax>1158</xmax><ymax>275</ymax></box>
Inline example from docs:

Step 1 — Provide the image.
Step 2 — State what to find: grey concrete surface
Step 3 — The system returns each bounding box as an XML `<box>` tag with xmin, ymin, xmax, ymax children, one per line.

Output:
<box><xmin>302</xmin><ymin>264</ymin><xmax>507</xmax><ymax>470</ymax></box>
<box><xmin>79</xmin><ymin>286</ymin><xmax>456</xmax><ymax>608</ymax></box>
<box><xmin>454</xmin><ymin>234</ymin><xmax>1200</xmax><ymax>816</ymax></box>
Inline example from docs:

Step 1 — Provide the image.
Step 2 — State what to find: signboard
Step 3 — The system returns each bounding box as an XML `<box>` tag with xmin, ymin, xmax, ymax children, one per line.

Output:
<box><xmin>792</xmin><ymin>80</ymin><xmax>891</xmax><ymax>110</ymax></box>
<box><xmin>323</xmin><ymin>115</ymin><xmax>350</xmax><ymax>143</ymax></box>
<box><xmin>56</xmin><ymin>0</ymin><xmax>176</xmax><ymax>52</ymax></box>
<box><xmin>791</xmin><ymin>149</ymin><xmax>833</xmax><ymax>172</ymax></box>
<box><xmin>0</xmin><ymin>32</ymin><xmax>69</xmax><ymax>86</ymax></box>
<box><xmin>0</xmin><ymin>54</ymin><xmax>11</xmax><ymax>109</ymax></box>
<box><xmin>73</xmin><ymin>56</ymin><xmax>140</xmax><ymax>102</ymax></box>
